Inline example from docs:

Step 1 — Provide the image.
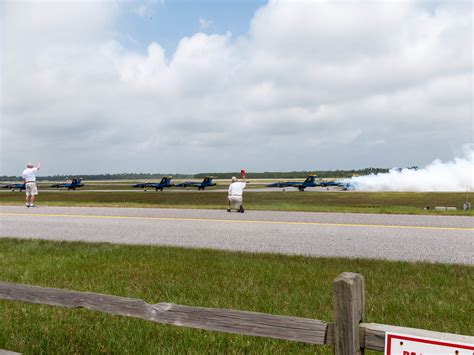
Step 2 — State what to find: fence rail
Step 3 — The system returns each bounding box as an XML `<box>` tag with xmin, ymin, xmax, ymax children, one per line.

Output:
<box><xmin>1</xmin><ymin>273</ymin><xmax>472</xmax><ymax>354</ymax></box>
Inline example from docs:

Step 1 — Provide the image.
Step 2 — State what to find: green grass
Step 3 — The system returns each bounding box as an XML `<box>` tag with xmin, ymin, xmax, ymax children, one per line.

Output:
<box><xmin>0</xmin><ymin>238</ymin><xmax>472</xmax><ymax>354</ymax></box>
<box><xmin>1</xmin><ymin>190</ymin><xmax>472</xmax><ymax>215</ymax></box>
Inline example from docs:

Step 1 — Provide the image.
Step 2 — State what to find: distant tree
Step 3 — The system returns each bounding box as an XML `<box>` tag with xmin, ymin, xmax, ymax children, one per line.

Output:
<box><xmin>0</xmin><ymin>169</ymin><xmax>389</xmax><ymax>182</ymax></box>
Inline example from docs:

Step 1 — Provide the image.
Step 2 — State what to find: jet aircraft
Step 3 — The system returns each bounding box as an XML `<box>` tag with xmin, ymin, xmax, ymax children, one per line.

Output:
<box><xmin>318</xmin><ymin>179</ymin><xmax>355</xmax><ymax>190</ymax></box>
<box><xmin>131</xmin><ymin>176</ymin><xmax>174</xmax><ymax>191</ymax></box>
<box><xmin>339</xmin><ymin>182</ymin><xmax>355</xmax><ymax>191</ymax></box>
<box><xmin>175</xmin><ymin>177</ymin><xmax>216</xmax><ymax>190</ymax></box>
<box><xmin>50</xmin><ymin>178</ymin><xmax>84</xmax><ymax>190</ymax></box>
<box><xmin>266</xmin><ymin>175</ymin><xmax>318</xmax><ymax>191</ymax></box>
<box><xmin>319</xmin><ymin>180</ymin><xmax>340</xmax><ymax>187</ymax></box>
<box><xmin>2</xmin><ymin>183</ymin><xmax>26</xmax><ymax>191</ymax></box>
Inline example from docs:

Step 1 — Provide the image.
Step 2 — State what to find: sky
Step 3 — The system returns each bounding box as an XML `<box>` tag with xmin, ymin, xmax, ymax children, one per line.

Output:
<box><xmin>1</xmin><ymin>0</ymin><xmax>473</xmax><ymax>176</ymax></box>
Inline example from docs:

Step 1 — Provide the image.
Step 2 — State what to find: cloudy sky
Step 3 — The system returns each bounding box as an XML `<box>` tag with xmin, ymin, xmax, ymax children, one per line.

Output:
<box><xmin>1</xmin><ymin>0</ymin><xmax>472</xmax><ymax>176</ymax></box>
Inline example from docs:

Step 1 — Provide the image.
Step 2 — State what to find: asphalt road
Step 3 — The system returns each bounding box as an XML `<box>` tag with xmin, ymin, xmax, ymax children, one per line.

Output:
<box><xmin>1</xmin><ymin>206</ymin><xmax>473</xmax><ymax>265</ymax></box>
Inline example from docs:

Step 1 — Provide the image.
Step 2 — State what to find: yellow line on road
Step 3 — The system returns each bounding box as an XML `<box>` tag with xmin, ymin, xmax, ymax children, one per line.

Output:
<box><xmin>1</xmin><ymin>212</ymin><xmax>473</xmax><ymax>231</ymax></box>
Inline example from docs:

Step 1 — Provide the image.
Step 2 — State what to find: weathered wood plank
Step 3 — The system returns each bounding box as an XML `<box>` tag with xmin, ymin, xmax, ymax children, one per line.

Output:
<box><xmin>333</xmin><ymin>272</ymin><xmax>365</xmax><ymax>355</ymax></box>
<box><xmin>0</xmin><ymin>281</ymin><xmax>330</xmax><ymax>345</ymax></box>
<box><xmin>361</xmin><ymin>323</ymin><xmax>474</xmax><ymax>352</ymax></box>
<box><xmin>0</xmin><ymin>350</ymin><xmax>21</xmax><ymax>355</ymax></box>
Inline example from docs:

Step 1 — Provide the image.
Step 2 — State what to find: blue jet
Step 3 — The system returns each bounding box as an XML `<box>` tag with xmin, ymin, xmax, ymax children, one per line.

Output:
<box><xmin>131</xmin><ymin>176</ymin><xmax>174</xmax><ymax>191</ymax></box>
<box><xmin>319</xmin><ymin>180</ymin><xmax>340</xmax><ymax>187</ymax></box>
<box><xmin>175</xmin><ymin>177</ymin><xmax>217</xmax><ymax>190</ymax></box>
<box><xmin>50</xmin><ymin>178</ymin><xmax>84</xmax><ymax>190</ymax></box>
<box><xmin>2</xmin><ymin>183</ymin><xmax>26</xmax><ymax>192</ymax></box>
<box><xmin>339</xmin><ymin>182</ymin><xmax>355</xmax><ymax>191</ymax></box>
<box><xmin>318</xmin><ymin>179</ymin><xmax>355</xmax><ymax>190</ymax></box>
<box><xmin>266</xmin><ymin>175</ymin><xmax>318</xmax><ymax>191</ymax></box>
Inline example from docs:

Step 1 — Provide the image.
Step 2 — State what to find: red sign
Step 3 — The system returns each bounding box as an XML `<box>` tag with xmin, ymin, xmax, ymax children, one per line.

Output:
<box><xmin>385</xmin><ymin>332</ymin><xmax>474</xmax><ymax>355</ymax></box>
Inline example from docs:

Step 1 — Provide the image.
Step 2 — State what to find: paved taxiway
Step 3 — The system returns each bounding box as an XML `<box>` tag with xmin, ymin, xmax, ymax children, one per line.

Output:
<box><xmin>1</xmin><ymin>206</ymin><xmax>472</xmax><ymax>265</ymax></box>
<box><xmin>1</xmin><ymin>187</ymin><xmax>336</xmax><ymax>193</ymax></box>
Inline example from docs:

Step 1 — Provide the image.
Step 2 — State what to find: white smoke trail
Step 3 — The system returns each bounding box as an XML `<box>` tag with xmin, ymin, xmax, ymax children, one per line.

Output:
<box><xmin>342</xmin><ymin>146</ymin><xmax>474</xmax><ymax>192</ymax></box>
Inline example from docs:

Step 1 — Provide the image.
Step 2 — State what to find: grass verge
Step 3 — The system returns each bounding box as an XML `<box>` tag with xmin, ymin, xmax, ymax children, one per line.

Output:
<box><xmin>0</xmin><ymin>238</ymin><xmax>472</xmax><ymax>354</ymax></box>
<box><xmin>1</xmin><ymin>191</ymin><xmax>472</xmax><ymax>215</ymax></box>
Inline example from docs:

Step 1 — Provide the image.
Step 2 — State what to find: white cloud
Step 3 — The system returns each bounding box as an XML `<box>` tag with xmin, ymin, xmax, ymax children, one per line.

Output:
<box><xmin>133</xmin><ymin>0</ymin><xmax>163</xmax><ymax>18</ymax></box>
<box><xmin>199</xmin><ymin>17</ymin><xmax>213</xmax><ymax>31</ymax></box>
<box><xmin>134</xmin><ymin>4</ymin><xmax>151</xmax><ymax>18</ymax></box>
<box><xmin>1</xmin><ymin>0</ymin><xmax>472</xmax><ymax>175</ymax></box>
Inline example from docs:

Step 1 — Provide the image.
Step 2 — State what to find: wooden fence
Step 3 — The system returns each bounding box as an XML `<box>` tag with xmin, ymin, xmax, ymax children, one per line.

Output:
<box><xmin>1</xmin><ymin>272</ymin><xmax>472</xmax><ymax>354</ymax></box>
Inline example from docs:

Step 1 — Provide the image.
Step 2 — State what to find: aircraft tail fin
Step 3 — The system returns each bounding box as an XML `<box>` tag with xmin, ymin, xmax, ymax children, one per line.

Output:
<box><xmin>304</xmin><ymin>175</ymin><xmax>316</xmax><ymax>183</ymax></box>
<box><xmin>160</xmin><ymin>176</ymin><xmax>172</xmax><ymax>185</ymax></box>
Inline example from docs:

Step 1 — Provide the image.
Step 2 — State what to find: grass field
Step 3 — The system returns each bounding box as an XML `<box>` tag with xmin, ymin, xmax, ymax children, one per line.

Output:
<box><xmin>0</xmin><ymin>238</ymin><xmax>472</xmax><ymax>354</ymax></box>
<box><xmin>1</xmin><ymin>184</ymin><xmax>472</xmax><ymax>351</ymax></box>
<box><xmin>1</xmin><ymin>189</ymin><xmax>472</xmax><ymax>215</ymax></box>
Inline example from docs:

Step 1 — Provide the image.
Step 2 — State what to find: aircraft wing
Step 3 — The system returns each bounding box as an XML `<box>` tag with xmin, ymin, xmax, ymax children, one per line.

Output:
<box><xmin>175</xmin><ymin>181</ymin><xmax>198</xmax><ymax>188</ymax></box>
<box><xmin>320</xmin><ymin>181</ymin><xmax>338</xmax><ymax>187</ymax></box>
<box><xmin>3</xmin><ymin>183</ymin><xmax>25</xmax><ymax>190</ymax></box>
<box><xmin>267</xmin><ymin>182</ymin><xmax>294</xmax><ymax>188</ymax></box>
<box><xmin>66</xmin><ymin>183</ymin><xmax>84</xmax><ymax>189</ymax></box>
<box><xmin>132</xmin><ymin>183</ymin><xmax>155</xmax><ymax>188</ymax></box>
<box><xmin>146</xmin><ymin>183</ymin><xmax>163</xmax><ymax>188</ymax></box>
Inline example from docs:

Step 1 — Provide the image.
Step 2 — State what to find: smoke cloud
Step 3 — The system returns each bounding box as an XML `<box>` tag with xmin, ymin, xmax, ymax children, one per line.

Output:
<box><xmin>343</xmin><ymin>146</ymin><xmax>474</xmax><ymax>192</ymax></box>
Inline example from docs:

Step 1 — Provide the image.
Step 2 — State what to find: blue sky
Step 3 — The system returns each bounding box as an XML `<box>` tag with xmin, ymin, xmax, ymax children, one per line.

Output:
<box><xmin>1</xmin><ymin>0</ymin><xmax>472</xmax><ymax>176</ymax></box>
<box><xmin>118</xmin><ymin>0</ymin><xmax>266</xmax><ymax>55</ymax></box>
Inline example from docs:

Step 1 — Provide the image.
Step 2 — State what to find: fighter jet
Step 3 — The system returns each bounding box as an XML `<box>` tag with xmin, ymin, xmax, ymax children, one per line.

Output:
<box><xmin>131</xmin><ymin>176</ymin><xmax>174</xmax><ymax>191</ymax></box>
<box><xmin>50</xmin><ymin>178</ymin><xmax>84</xmax><ymax>190</ymax></box>
<box><xmin>319</xmin><ymin>180</ymin><xmax>340</xmax><ymax>187</ymax></box>
<box><xmin>338</xmin><ymin>182</ymin><xmax>355</xmax><ymax>191</ymax></box>
<box><xmin>267</xmin><ymin>175</ymin><xmax>318</xmax><ymax>191</ymax></box>
<box><xmin>175</xmin><ymin>176</ymin><xmax>216</xmax><ymax>190</ymax></box>
<box><xmin>319</xmin><ymin>179</ymin><xmax>355</xmax><ymax>190</ymax></box>
<box><xmin>2</xmin><ymin>183</ymin><xmax>26</xmax><ymax>192</ymax></box>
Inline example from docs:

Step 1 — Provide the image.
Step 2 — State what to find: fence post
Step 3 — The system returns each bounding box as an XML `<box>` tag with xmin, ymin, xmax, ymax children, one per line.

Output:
<box><xmin>333</xmin><ymin>272</ymin><xmax>365</xmax><ymax>355</ymax></box>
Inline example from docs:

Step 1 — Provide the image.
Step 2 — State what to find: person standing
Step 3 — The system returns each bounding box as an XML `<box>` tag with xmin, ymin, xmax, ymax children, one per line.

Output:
<box><xmin>227</xmin><ymin>173</ymin><xmax>246</xmax><ymax>213</ymax></box>
<box><xmin>22</xmin><ymin>162</ymin><xmax>41</xmax><ymax>208</ymax></box>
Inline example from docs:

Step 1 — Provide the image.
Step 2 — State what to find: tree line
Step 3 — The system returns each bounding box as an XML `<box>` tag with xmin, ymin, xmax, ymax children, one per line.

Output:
<box><xmin>1</xmin><ymin>168</ymin><xmax>389</xmax><ymax>181</ymax></box>
<box><xmin>195</xmin><ymin>168</ymin><xmax>388</xmax><ymax>179</ymax></box>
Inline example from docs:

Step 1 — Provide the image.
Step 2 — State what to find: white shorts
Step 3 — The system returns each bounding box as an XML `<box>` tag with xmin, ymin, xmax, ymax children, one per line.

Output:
<box><xmin>228</xmin><ymin>195</ymin><xmax>243</xmax><ymax>208</ymax></box>
<box><xmin>25</xmin><ymin>182</ymin><xmax>38</xmax><ymax>196</ymax></box>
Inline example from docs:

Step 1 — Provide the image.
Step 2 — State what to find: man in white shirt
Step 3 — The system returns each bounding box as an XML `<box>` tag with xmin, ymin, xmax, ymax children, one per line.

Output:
<box><xmin>22</xmin><ymin>162</ymin><xmax>41</xmax><ymax>207</ymax></box>
<box><xmin>227</xmin><ymin>175</ymin><xmax>246</xmax><ymax>213</ymax></box>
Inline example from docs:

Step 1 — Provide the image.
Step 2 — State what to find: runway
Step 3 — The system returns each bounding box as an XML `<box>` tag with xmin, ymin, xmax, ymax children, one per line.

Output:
<box><xmin>0</xmin><ymin>186</ymin><xmax>338</xmax><ymax>193</ymax></box>
<box><xmin>1</xmin><ymin>206</ymin><xmax>473</xmax><ymax>265</ymax></box>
